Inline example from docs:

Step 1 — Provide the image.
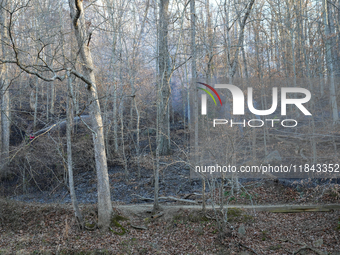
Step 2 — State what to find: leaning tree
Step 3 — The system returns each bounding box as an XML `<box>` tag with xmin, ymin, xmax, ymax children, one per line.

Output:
<box><xmin>0</xmin><ymin>0</ymin><xmax>112</xmax><ymax>229</ymax></box>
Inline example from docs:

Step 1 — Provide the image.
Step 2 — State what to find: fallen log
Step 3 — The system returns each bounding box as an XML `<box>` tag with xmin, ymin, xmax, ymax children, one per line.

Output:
<box><xmin>183</xmin><ymin>193</ymin><xmax>202</xmax><ymax>199</ymax></box>
<box><xmin>34</xmin><ymin>115</ymin><xmax>92</xmax><ymax>136</ymax></box>
<box><xmin>151</xmin><ymin>212</ymin><xmax>164</xmax><ymax>219</ymax></box>
<box><xmin>269</xmin><ymin>207</ymin><xmax>331</xmax><ymax>213</ymax></box>
<box><xmin>132</xmin><ymin>194</ymin><xmax>198</xmax><ymax>204</ymax></box>
<box><xmin>131</xmin><ymin>224</ymin><xmax>148</xmax><ymax>230</ymax></box>
<box><xmin>280</xmin><ymin>239</ymin><xmax>326</xmax><ymax>255</ymax></box>
<box><xmin>118</xmin><ymin>203</ymin><xmax>340</xmax><ymax>213</ymax></box>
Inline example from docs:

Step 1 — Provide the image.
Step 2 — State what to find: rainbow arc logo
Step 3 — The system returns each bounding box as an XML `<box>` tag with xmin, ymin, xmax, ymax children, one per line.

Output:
<box><xmin>197</xmin><ymin>82</ymin><xmax>222</xmax><ymax>115</ymax></box>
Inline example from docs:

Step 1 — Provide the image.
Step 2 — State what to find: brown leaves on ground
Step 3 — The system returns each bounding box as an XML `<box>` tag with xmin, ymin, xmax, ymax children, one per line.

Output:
<box><xmin>0</xmin><ymin>198</ymin><xmax>340</xmax><ymax>254</ymax></box>
<box><xmin>211</xmin><ymin>180</ymin><xmax>340</xmax><ymax>205</ymax></box>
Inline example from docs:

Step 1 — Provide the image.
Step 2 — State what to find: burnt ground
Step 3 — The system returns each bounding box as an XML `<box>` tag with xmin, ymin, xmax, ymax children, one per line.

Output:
<box><xmin>1</xmin><ymin>119</ymin><xmax>340</xmax><ymax>254</ymax></box>
<box><xmin>8</xmin><ymin>164</ymin><xmax>199</xmax><ymax>205</ymax></box>
<box><xmin>3</xmin><ymin>119</ymin><xmax>340</xmax><ymax>206</ymax></box>
<box><xmin>6</xmin><ymin>162</ymin><xmax>340</xmax><ymax>207</ymax></box>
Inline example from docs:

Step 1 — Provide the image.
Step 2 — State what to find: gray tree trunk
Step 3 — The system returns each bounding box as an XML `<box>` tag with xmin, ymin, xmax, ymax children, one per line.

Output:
<box><xmin>324</xmin><ymin>0</ymin><xmax>339</xmax><ymax>123</ymax></box>
<box><xmin>120</xmin><ymin>99</ymin><xmax>128</xmax><ymax>179</ymax></box>
<box><xmin>227</xmin><ymin>0</ymin><xmax>255</xmax><ymax>82</ymax></box>
<box><xmin>190</xmin><ymin>0</ymin><xmax>203</xmax><ymax>212</ymax></box>
<box><xmin>105</xmin><ymin>0</ymin><xmax>118</xmax><ymax>154</ymax></box>
<box><xmin>69</xmin><ymin>0</ymin><xmax>112</xmax><ymax>229</ymax></box>
<box><xmin>66</xmin><ymin>71</ymin><xmax>83</xmax><ymax>228</ymax></box>
<box><xmin>0</xmin><ymin>0</ymin><xmax>10</xmax><ymax>176</ymax></box>
<box><xmin>157</xmin><ymin>0</ymin><xmax>171</xmax><ymax>156</ymax></box>
<box><xmin>33</xmin><ymin>76</ymin><xmax>39</xmax><ymax>129</ymax></box>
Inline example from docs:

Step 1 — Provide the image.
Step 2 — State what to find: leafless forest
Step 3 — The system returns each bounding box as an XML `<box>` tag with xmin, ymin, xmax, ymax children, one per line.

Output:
<box><xmin>0</xmin><ymin>0</ymin><xmax>340</xmax><ymax>254</ymax></box>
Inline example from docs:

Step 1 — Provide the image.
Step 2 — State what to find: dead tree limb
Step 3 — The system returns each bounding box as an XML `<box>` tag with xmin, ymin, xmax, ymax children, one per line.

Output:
<box><xmin>151</xmin><ymin>212</ymin><xmax>164</xmax><ymax>219</ymax></box>
<box><xmin>132</xmin><ymin>194</ymin><xmax>198</xmax><ymax>204</ymax></box>
<box><xmin>131</xmin><ymin>224</ymin><xmax>148</xmax><ymax>230</ymax></box>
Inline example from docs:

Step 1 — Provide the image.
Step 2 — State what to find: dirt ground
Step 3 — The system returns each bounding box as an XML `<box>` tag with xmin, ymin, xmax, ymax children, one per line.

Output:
<box><xmin>1</xmin><ymin>193</ymin><xmax>340</xmax><ymax>255</ymax></box>
<box><xmin>1</xmin><ymin>122</ymin><xmax>340</xmax><ymax>254</ymax></box>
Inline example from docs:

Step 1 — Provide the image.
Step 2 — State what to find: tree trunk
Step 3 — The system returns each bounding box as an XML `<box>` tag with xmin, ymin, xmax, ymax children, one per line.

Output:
<box><xmin>104</xmin><ymin>0</ymin><xmax>118</xmax><ymax>155</ymax></box>
<box><xmin>134</xmin><ymin>96</ymin><xmax>141</xmax><ymax>179</ymax></box>
<box><xmin>69</xmin><ymin>0</ymin><xmax>112</xmax><ymax>229</ymax></box>
<box><xmin>120</xmin><ymin>99</ymin><xmax>128</xmax><ymax>179</ymax></box>
<box><xmin>0</xmin><ymin>0</ymin><xmax>10</xmax><ymax>176</ymax></box>
<box><xmin>227</xmin><ymin>0</ymin><xmax>255</xmax><ymax>82</ymax></box>
<box><xmin>324</xmin><ymin>0</ymin><xmax>339</xmax><ymax>123</ymax></box>
<box><xmin>0</xmin><ymin>79</ymin><xmax>9</xmax><ymax>176</ymax></box>
<box><xmin>47</xmin><ymin>44</ymin><xmax>54</xmax><ymax>121</ymax></box>
<box><xmin>66</xmin><ymin>71</ymin><xmax>83</xmax><ymax>228</ymax></box>
<box><xmin>157</xmin><ymin>0</ymin><xmax>171</xmax><ymax>156</ymax></box>
<box><xmin>33</xmin><ymin>76</ymin><xmax>39</xmax><ymax>130</ymax></box>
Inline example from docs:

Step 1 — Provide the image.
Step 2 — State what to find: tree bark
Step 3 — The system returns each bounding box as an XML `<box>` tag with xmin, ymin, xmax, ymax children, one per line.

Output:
<box><xmin>33</xmin><ymin>76</ymin><xmax>39</xmax><ymax>129</ymax></box>
<box><xmin>324</xmin><ymin>0</ymin><xmax>339</xmax><ymax>123</ymax></box>
<box><xmin>0</xmin><ymin>0</ymin><xmax>10</xmax><ymax>176</ymax></box>
<box><xmin>227</xmin><ymin>0</ymin><xmax>255</xmax><ymax>82</ymax></box>
<box><xmin>104</xmin><ymin>0</ymin><xmax>119</xmax><ymax>155</ymax></box>
<box><xmin>66</xmin><ymin>71</ymin><xmax>83</xmax><ymax>228</ymax></box>
<box><xmin>157</xmin><ymin>0</ymin><xmax>171</xmax><ymax>156</ymax></box>
<box><xmin>69</xmin><ymin>0</ymin><xmax>112</xmax><ymax>229</ymax></box>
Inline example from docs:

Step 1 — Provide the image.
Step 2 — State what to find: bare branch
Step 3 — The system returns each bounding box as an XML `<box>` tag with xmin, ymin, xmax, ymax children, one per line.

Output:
<box><xmin>73</xmin><ymin>0</ymin><xmax>82</xmax><ymax>27</ymax></box>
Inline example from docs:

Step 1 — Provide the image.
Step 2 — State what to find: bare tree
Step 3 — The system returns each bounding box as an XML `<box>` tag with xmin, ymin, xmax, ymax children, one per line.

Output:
<box><xmin>323</xmin><ymin>0</ymin><xmax>339</xmax><ymax>123</ymax></box>
<box><xmin>154</xmin><ymin>0</ymin><xmax>171</xmax><ymax>211</ymax></box>
<box><xmin>0</xmin><ymin>0</ymin><xmax>113</xmax><ymax>229</ymax></box>
<box><xmin>66</xmin><ymin>71</ymin><xmax>83</xmax><ymax>228</ymax></box>
<box><xmin>225</xmin><ymin>0</ymin><xmax>255</xmax><ymax>83</ymax></box>
<box><xmin>0</xmin><ymin>0</ymin><xmax>10</xmax><ymax>176</ymax></box>
<box><xmin>157</xmin><ymin>0</ymin><xmax>171</xmax><ymax>156</ymax></box>
<box><xmin>68</xmin><ymin>0</ymin><xmax>112</xmax><ymax>229</ymax></box>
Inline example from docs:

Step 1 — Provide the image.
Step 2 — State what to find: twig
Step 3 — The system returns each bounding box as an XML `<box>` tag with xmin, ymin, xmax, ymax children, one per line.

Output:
<box><xmin>132</xmin><ymin>194</ymin><xmax>198</xmax><ymax>204</ymax></box>
<box><xmin>239</xmin><ymin>243</ymin><xmax>259</xmax><ymax>255</ymax></box>
<box><xmin>131</xmin><ymin>224</ymin><xmax>148</xmax><ymax>230</ymax></box>
<box><xmin>280</xmin><ymin>239</ymin><xmax>326</xmax><ymax>255</ymax></box>
<box><xmin>183</xmin><ymin>193</ymin><xmax>202</xmax><ymax>199</ymax></box>
<box><xmin>78</xmin><ymin>114</ymin><xmax>97</xmax><ymax>138</ymax></box>
<box><xmin>151</xmin><ymin>212</ymin><xmax>164</xmax><ymax>219</ymax></box>
<box><xmin>293</xmin><ymin>245</ymin><xmax>326</xmax><ymax>255</ymax></box>
<box><xmin>85</xmin><ymin>223</ymin><xmax>97</xmax><ymax>231</ymax></box>
<box><xmin>9</xmin><ymin>124</ymin><xmax>57</xmax><ymax>163</ymax></box>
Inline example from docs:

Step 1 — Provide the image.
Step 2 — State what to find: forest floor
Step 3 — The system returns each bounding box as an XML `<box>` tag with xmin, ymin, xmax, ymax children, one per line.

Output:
<box><xmin>1</xmin><ymin>115</ymin><xmax>340</xmax><ymax>254</ymax></box>
<box><xmin>1</xmin><ymin>178</ymin><xmax>340</xmax><ymax>255</ymax></box>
